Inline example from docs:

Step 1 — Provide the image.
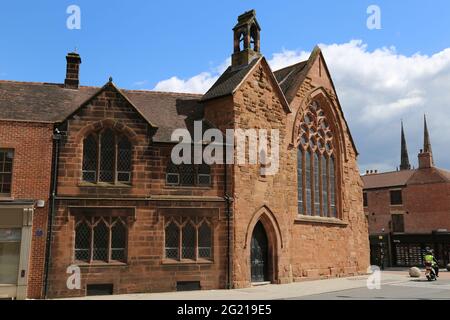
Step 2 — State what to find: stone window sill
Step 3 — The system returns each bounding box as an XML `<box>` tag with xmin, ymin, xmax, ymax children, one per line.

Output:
<box><xmin>78</xmin><ymin>182</ymin><xmax>132</xmax><ymax>188</ymax></box>
<box><xmin>161</xmin><ymin>259</ymin><xmax>214</xmax><ymax>266</ymax></box>
<box><xmin>75</xmin><ymin>261</ymin><xmax>128</xmax><ymax>268</ymax></box>
<box><xmin>163</xmin><ymin>185</ymin><xmax>212</xmax><ymax>190</ymax></box>
<box><xmin>295</xmin><ymin>215</ymin><xmax>348</xmax><ymax>226</ymax></box>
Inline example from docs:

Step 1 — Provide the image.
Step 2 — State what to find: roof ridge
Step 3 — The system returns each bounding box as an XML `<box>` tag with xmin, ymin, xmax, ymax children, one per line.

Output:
<box><xmin>362</xmin><ymin>169</ymin><xmax>417</xmax><ymax>177</ymax></box>
<box><xmin>123</xmin><ymin>89</ymin><xmax>202</xmax><ymax>97</ymax></box>
<box><xmin>0</xmin><ymin>80</ymin><xmax>64</xmax><ymax>86</ymax></box>
<box><xmin>431</xmin><ymin>167</ymin><xmax>450</xmax><ymax>182</ymax></box>
<box><xmin>0</xmin><ymin>80</ymin><xmax>203</xmax><ymax>97</ymax></box>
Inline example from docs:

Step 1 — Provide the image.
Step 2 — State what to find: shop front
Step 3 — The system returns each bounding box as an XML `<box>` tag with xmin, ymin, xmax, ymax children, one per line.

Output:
<box><xmin>0</xmin><ymin>202</ymin><xmax>34</xmax><ymax>300</ymax></box>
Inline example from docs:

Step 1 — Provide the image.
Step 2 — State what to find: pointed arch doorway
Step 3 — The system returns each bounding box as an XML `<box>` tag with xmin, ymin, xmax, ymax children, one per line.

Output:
<box><xmin>250</xmin><ymin>221</ymin><xmax>269</xmax><ymax>283</ymax></box>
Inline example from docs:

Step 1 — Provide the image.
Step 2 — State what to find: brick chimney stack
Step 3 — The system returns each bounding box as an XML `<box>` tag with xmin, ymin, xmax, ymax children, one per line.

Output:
<box><xmin>65</xmin><ymin>52</ymin><xmax>81</xmax><ymax>89</ymax></box>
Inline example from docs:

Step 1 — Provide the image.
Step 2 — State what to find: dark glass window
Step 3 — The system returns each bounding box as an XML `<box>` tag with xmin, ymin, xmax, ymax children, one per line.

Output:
<box><xmin>75</xmin><ymin>220</ymin><xmax>91</xmax><ymax>262</ymax></box>
<box><xmin>165</xmin><ymin>222</ymin><xmax>180</xmax><ymax>260</ymax></box>
<box><xmin>74</xmin><ymin>217</ymin><xmax>127</xmax><ymax>264</ymax></box>
<box><xmin>297</xmin><ymin>149</ymin><xmax>303</xmax><ymax>214</ymax></box>
<box><xmin>82</xmin><ymin>129</ymin><xmax>132</xmax><ymax>184</ymax></box>
<box><xmin>390</xmin><ymin>190</ymin><xmax>403</xmax><ymax>205</ymax></box>
<box><xmin>314</xmin><ymin>153</ymin><xmax>320</xmax><ymax>216</ymax></box>
<box><xmin>198</xmin><ymin>163</ymin><xmax>211</xmax><ymax>186</ymax></box>
<box><xmin>321</xmin><ymin>155</ymin><xmax>328</xmax><ymax>217</ymax></box>
<box><xmin>305</xmin><ymin>151</ymin><xmax>312</xmax><ymax>215</ymax></box>
<box><xmin>166</xmin><ymin>161</ymin><xmax>211</xmax><ymax>187</ymax></box>
<box><xmin>182</xmin><ymin>223</ymin><xmax>196</xmax><ymax>260</ymax></box>
<box><xmin>180</xmin><ymin>164</ymin><xmax>196</xmax><ymax>186</ymax></box>
<box><xmin>198</xmin><ymin>222</ymin><xmax>212</xmax><ymax>259</ymax></box>
<box><xmin>392</xmin><ymin>214</ymin><xmax>405</xmax><ymax>233</ymax></box>
<box><xmin>111</xmin><ymin>221</ymin><xmax>127</xmax><ymax>261</ymax></box>
<box><xmin>93</xmin><ymin>220</ymin><xmax>109</xmax><ymax>262</ymax></box>
<box><xmin>82</xmin><ymin>135</ymin><xmax>97</xmax><ymax>183</ymax></box>
<box><xmin>165</xmin><ymin>218</ymin><xmax>213</xmax><ymax>262</ymax></box>
<box><xmin>0</xmin><ymin>149</ymin><xmax>13</xmax><ymax>196</ymax></box>
<box><xmin>117</xmin><ymin>137</ymin><xmax>132</xmax><ymax>183</ymax></box>
<box><xmin>99</xmin><ymin>129</ymin><xmax>115</xmax><ymax>183</ymax></box>
<box><xmin>363</xmin><ymin>192</ymin><xmax>368</xmax><ymax>207</ymax></box>
<box><xmin>330</xmin><ymin>156</ymin><xmax>336</xmax><ymax>217</ymax></box>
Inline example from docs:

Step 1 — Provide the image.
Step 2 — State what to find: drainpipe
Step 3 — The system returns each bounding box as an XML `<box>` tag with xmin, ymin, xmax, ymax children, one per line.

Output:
<box><xmin>223</xmin><ymin>144</ymin><xmax>232</xmax><ymax>290</ymax></box>
<box><xmin>43</xmin><ymin>128</ymin><xmax>62</xmax><ymax>299</ymax></box>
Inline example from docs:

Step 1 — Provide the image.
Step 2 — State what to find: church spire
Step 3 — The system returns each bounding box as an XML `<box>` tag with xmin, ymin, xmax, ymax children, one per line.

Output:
<box><xmin>400</xmin><ymin>121</ymin><xmax>411</xmax><ymax>171</ymax></box>
<box><xmin>423</xmin><ymin>115</ymin><xmax>433</xmax><ymax>155</ymax></box>
<box><xmin>418</xmin><ymin>115</ymin><xmax>434</xmax><ymax>169</ymax></box>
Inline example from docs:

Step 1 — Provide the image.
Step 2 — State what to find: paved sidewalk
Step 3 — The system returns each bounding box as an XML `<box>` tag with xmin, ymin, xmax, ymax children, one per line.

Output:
<box><xmin>62</xmin><ymin>271</ymin><xmax>412</xmax><ymax>300</ymax></box>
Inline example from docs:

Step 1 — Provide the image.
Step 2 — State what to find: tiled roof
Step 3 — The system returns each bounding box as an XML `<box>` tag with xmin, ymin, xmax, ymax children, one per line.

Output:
<box><xmin>0</xmin><ymin>81</ymin><xmax>97</xmax><ymax>122</ymax></box>
<box><xmin>0</xmin><ymin>80</ymin><xmax>204</xmax><ymax>142</ymax></box>
<box><xmin>407</xmin><ymin>167</ymin><xmax>450</xmax><ymax>185</ymax></box>
<box><xmin>362</xmin><ymin>170</ymin><xmax>416</xmax><ymax>190</ymax></box>
<box><xmin>201</xmin><ymin>58</ymin><xmax>261</xmax><ymax>102</ymax></box>
<box><xmin>273</xmin><ymin>60</ymin><xmax>308</xmax><ymax>100</ymax></box>
<box><xmin>362</xmin><ymin>167</ymin><xmax>450</xmax><ymax>190</ymax></box>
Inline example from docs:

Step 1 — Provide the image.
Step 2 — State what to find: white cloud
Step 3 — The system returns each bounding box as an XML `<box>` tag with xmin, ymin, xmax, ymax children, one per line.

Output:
<box><xmin>154</xmin><ymin>72</ymin><xmax>218</xmax><ymax>94</ymax></box>
<box><xmin>152</xmin><ymin>40</ymin><xmax>450</xmax><ymax>171</ymax></box>
<box><xmin>153</xmin><ymin>58</ymin><xmax>231</xmax><ymax>94</ymax></box>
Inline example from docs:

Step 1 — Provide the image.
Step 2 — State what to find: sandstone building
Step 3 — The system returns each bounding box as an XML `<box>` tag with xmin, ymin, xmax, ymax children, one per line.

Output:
<box><xmin>0</xmin><ymin>10</ymin><xmax>369</xmax><ymax>299</ymax></box>
<box><xmin>363</xmin><ymin>119</ymin><xmax>450</xmax><ymax>268</ymax></box>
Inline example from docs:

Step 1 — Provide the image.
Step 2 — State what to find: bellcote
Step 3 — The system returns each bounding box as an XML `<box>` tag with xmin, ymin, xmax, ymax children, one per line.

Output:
<box><xmin>231</xmin><ymin>10</ymin><xmax>262</xmax><ymax>68</ymax></box>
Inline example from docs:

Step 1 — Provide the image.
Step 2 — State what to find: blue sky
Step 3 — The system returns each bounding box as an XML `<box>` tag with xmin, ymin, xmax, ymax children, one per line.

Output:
<box><xmin>1</xmin><ymin>1</ymin><xmax>450</xmax><ymax>171</ymax></box>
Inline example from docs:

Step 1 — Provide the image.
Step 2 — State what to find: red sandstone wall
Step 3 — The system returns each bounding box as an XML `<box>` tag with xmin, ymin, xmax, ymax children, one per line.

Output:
<box><xmin>229</xmin><ymin>57</ymin><xmax>369</xmax><ymax>287</ymax></box>
<box><xmin>47</xmin><ymin>85</ymin><xmax>228</xmax><ymax>298</ymax></box>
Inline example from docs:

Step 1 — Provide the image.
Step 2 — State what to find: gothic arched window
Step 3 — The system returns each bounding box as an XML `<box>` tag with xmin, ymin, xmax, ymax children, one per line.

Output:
<box><xmin>297</xmin><ymin>101</ymin><xmax>338</xmax><ymax>218</ymax></box>
<box><xmin>164</xmin><ymin>217</ymin><xmax>213</xmax><ymax>262</ymax></box>
<box><xmin>82</xmin><ymin>129</ymin><xmax>132</xmax><ymax>184</ymax></box>
<box><xmin>74</xmin><ymin>216</ymin><xmax>128</xmax><ymax>264</ymax></box>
